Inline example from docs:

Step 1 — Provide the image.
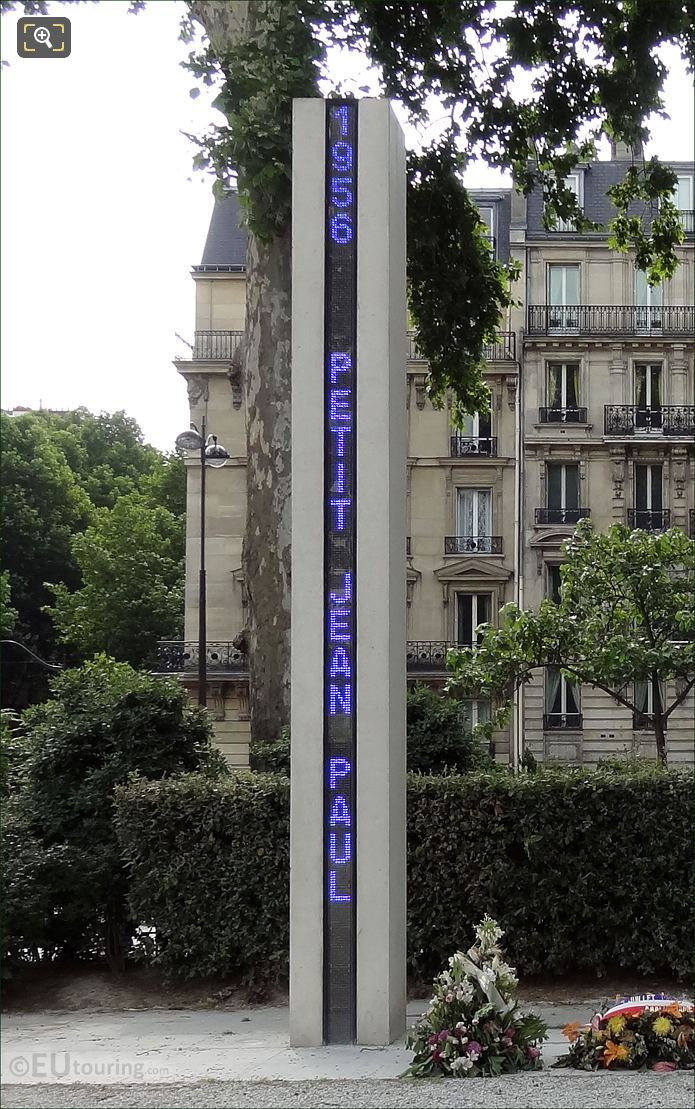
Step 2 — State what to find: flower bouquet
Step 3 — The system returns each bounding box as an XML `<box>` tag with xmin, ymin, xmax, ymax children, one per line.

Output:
<box><xmin>557</xmin><ymin>995</ymin><xmax>695</xmax><ymax>1071</ymax></box>
<box><xmin>405</xmin><ymin>915</ymin><xmax>547</xmax><ymax>1078</ymax></box>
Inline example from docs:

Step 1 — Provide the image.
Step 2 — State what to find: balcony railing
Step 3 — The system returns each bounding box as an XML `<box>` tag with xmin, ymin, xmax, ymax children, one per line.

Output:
<box><xmin>406</xmin><ymin>536</ymin><xmax>411</xmax><ymax>556</ymax></box>
<box><xmin>627</xmin><ymin>509</ymin><xmax>671</xmax><ymax>532</ymax></box>
<box><xmin>186</xmin><ymin>330</ymin><xmax>244</xmax><ymax>360</ymax></box>
<box><xmin>679</xmin><ymin>210</ymin><xmax>694</xmax><ymax>233</ymax></box>
<box><xmin>539</xmin><ymin>407</ymin><xmax>588</xmax><ymax>424</ymax></box>
<box><xmin>445</xmin><ymin>535</ymin><xmax>503</xmax><ymax>555</ymax></box>
<box><xmin>543</xmin><ymin>712</ymin><xmax>583</xmax><ymax>730</ymax></box>
<box><xmin>535</xmin><ymin>508</ymin><xmax>590</xmax><ymax>525</ymax></box>
<box><xmin>604</xmin><ymin>405</ymin><xmax>695</xmax><ymax>437</ymax></box>
<box><xmin>406</xmin><ymin>641</ymin><xmax>456</xmax><ymax>674</ymax></box>
<box><xmin>156</xmin><ymin>641</ymin><xmax>249</xmax><ymax>675</ymax></box>
<box><xmin>527</xmin><ymin>305</ymin><xmax>694</xmax><ymax>336</ymax></box>
<box><xmin>449</xmin><ymin>435</ymin><xmax>497</xmax><ymax>457</ymax></box>
<box><xmin>407</xmin><ymin>331</ymin><xmax>516</xmax><ymax>362</ymax></box>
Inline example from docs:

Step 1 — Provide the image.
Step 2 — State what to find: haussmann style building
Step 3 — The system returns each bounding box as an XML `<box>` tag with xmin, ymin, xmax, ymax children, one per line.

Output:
<box><xmin>158</xmin><ymin>142</ymin><xmax>694</xmax><ymax>768</ymax></box>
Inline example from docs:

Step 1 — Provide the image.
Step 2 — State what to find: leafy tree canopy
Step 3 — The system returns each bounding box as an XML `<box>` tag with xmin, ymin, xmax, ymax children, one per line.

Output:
<box><xmin>48</xmin><ymin>493</ymin><xmax>185</xmax><ymax>668</ymax></box>
<box><xmin>446</xmin><ymin>521</ymin><xmax>695</xmax><ymax>764</ymax></box>
<box><xmin>182</xmin><ymin>0</ymin><xmax>692</xmax><ymax>414</ymax></box>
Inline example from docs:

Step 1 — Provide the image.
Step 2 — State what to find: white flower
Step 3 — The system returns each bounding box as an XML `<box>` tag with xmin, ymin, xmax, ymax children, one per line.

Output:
<box><xmin>451</xmin><ymin>1056</ymin><xmax>474</xmax><ymax>1074</ymax></box>
<box><xmin>446</xmin><ymin>992</ymin><xmax>455</xmax><ymax>1003</ymax></box>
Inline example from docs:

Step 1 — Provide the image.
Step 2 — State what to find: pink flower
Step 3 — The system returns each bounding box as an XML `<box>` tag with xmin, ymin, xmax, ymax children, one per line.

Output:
<box><xmin>526</xmin><ymin>1046</ymin><xmax>541</xmax><ymax>1060</ymax></box>
<box><xmin>652</xmin><ymin>1062</ymin><xmax>678</xmax><ymax>1072</ymax></box>
<box><xmin>438</xmin><ymin>1030</ymin><xmax>449</xmax><ymax>1043</ymax></box>
<box><xmin>591</xmin><ymin>1014</ymin><xmax>602</xmax><ymax>1031</ymax></box>
<box><xmin>465</xmin><ymin>1041</ymin><xmax>482</xmax><ymax>1057</ymax></box>
<box><xmin>427</xmin><ymin>1034</ymin><xmax>438</xmax><ymax>1046</ymax></box>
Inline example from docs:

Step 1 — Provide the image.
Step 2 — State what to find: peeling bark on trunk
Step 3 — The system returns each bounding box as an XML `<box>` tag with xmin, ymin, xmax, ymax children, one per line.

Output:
<box><xmin>244</xmin><ymin>229</ymin><xmax>292</xmax><ymax>742</ymax></box>
<box><xmin>189</xmin><ymin>0</ymin><xmax>295</xmax><ymax>743</ymax></box>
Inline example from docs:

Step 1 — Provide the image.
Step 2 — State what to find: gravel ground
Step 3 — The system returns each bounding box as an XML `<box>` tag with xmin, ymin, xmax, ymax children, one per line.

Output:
<box><xmin>2</xmin><ymin>1075</ymin><xmax>694</xmax><ymax>1109</ymax></box>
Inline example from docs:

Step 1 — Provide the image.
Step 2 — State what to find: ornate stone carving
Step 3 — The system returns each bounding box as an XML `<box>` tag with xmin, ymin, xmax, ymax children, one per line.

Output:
<box><xmin>609</xmin><ymin>448</ymin><xmax>626</xmax><ymax>501</ymax></box>
<box><xmin>414</xmin><ymin>374</ymin><xmax>428</xmax><ymax>410</ymax></box>
<box><xmin>406</xmin><ymin>578</ymin><xmax>416</xmax><ymax>607</ymax></box>
<box><xmin>207</xmin><ymin>682</ymin><xmax>226</xmax><ymax>722</ymax></box>
<box><xmin>227</xmin><ymin>366</ymin><xmax>243</xmax><ymax>410</ymax></box>
<box><xmin>186</xmin><ymin>375</ymin><xmax>209</xmax><ymax>406</ymax></box>
<box><xmin>672</xmin><ymin>449</ymin><xmax>687</xmax><ymax>498</ymax></box>
<box><xmin>506</xmin><ymin>376</ymin><xmax>517</xmax><ymax>410</ymax></box>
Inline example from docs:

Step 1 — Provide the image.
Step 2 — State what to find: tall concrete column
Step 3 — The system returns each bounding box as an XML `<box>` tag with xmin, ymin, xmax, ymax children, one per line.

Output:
<box><xmin>290</xmin><ymin>98</ymin><xmax>406</xmax><ymax>1046</ymax></box>
<box><xmin>355</xmin><ymin>100</ymin><xmax>407</xmax><ymax>1045</ymax></box>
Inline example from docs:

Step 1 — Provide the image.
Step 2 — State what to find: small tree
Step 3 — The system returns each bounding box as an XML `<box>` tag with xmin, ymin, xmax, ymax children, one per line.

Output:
<box><xmin>47</xmin><ymin>494</ymin><xmax>184</xmax><ymax>668</ymax></box>
<box><xmin>6</xmin><ymin>656</ymin><xmax>226</xmax><ymax>971</ymax></box>
<box><xmin>447</xmin><ymin>523</ymin><xmax>694</xmax><ymax>765</ymax></box>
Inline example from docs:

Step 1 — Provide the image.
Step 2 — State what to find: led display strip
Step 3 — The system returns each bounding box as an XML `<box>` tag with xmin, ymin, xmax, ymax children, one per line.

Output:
<box><xmin>323</xmin><ymin>100</ymin><xmax>357</xmax><ymax>1044</ymax></box>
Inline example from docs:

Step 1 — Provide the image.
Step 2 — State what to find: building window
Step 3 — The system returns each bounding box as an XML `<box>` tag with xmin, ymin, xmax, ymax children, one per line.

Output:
<box><xmin>633</xmin><ymin>680</ymin><xmax>665</xmax><ymax>731</ymax></box>
<box><xmin>457</xmin><ymin>593</ymin><xmax>491</xmax><ymax>646</ymax></box>
<box><xmin>634</xmin><ymin>363</ymin><xmax>662</xmax><ymax>429</ymax></box>
<box><xmin>547</xmin><ymin>265</ymin><xmax>580</xmax><ymax>329</ymax></box>
<box><xmin>545</xmin><ymin>362</ymin><xmax>580</xmax><ymax>419</ymax></box>
<box><xmin>456</xmin><ymin>488</ymin><xmax>492</xmax><ymax>551</ymax></box>
<box><xmin>478</xmin><ymin>206</ymin><xmax>495</xmax><ymax>254</ymax></box>
<box><xmin>553</xmin><ymin>173</ymin><xmax>583</xmax><ymax>231</ymax></box>
<box><xmin>544</xmin><ymin>667</ymin><xmax>581</xmax><ymax>729</ymax></box>
<box><xmin>674</xmin><ymin>175</ymin><xmax>693</xmax><ymax>232</ymax></box>
<box><xmin>460</xmin><ymin>699</ymin><xmax>491</xmax><ymax>732</ymax></box>
<box><xmin>635</xmin><ymin>269</ymin><xmax>662</xmax><ymax>331</ymax></box>
<box><xmin>547</xmin><ymin>463</ymin><xmax>580</xmax><ymax>513</ymax></box>
<box><xmin>631</xmin><ymin>464</ymin><xmax>666</xmax><ymax>530</ymax></box>
<box><xmin>452</xmin><ymin>410</ymin><xmax>494</xmax><ymax>455</ymax></box>
<box><xmin>547</xmin><ymin>564</ymin><xmax>563</xmax><ymax>604</ymax></box>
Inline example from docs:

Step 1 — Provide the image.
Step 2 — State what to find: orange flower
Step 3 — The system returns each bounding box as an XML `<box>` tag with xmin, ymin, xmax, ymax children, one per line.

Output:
<box><xmin>562</xmin><ymin>1021</ymin><xmax>583</xmax><ymax>1043</ymax></box>
<box><xmin>602</xmin><ymin>1040</ymin><xmax>630</xmax><ymax>1068</ymax></box>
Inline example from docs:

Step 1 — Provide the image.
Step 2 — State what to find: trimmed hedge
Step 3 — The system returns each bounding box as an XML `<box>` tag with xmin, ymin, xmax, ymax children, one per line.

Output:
<box><xmin>115</xmin><ymin>766</ymin><xmax>693</xmax><ymax>983</ymax></box>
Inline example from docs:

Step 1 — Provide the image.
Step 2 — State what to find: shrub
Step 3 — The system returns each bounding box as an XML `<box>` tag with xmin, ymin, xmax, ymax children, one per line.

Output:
<box><xmin>2</xmin><ymin>656</ymin><xmax>226</xmax><ymax>973</ymax></box>
<box><xmin>115</xmin><ymin>772</ymin><xmax>289</xmax><ymax>981</ymax></box>
<box><xmin>249</xmin><ymin>687</ymin><xmax>493</xmax><ymax>775</ymax></box>
<box><xmin>115</xmin><ymin>763</ymin><xmax>693</xmax><ymax>983</ymax></box>
<box><xmin>406</xmin><ymin>684</ymin><xmax>494</xmax><ymax>773</ymax></box>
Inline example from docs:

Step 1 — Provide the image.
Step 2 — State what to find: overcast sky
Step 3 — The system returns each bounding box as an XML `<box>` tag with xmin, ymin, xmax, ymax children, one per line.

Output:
<box><xmin>1</xmin><ymin>2</ymin><xmax>693</xmax><ymax>451</ymax></box>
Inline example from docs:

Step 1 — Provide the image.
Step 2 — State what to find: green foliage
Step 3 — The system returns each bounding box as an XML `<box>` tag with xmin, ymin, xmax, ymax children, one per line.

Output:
<box><xmin>447</xmin><ymin>522</ymin><xmax>695</xmax><ymax>764</ymax></box>
<box><xmin>0</xmin><ymin>413</ymin><xmax>94</xmax><ymax>672</ymax></box>
<box><xmin>250</xmin><ymin>724</ymin><xmax>290</xmax><ymax>774</ymax></box>
<box><xmin>0</xmin><ymin>409</ymin><xmax>186</xmax><ymax>705</ymax></box>
<box><xmin>406</xmin><ymin>684</ymin><xmax>493</xmax><ymax>774</ymax></box>
<box><xmin>0</xmin><ymin>571</ymin><xmax>18</xmax><ymax>637</ymax></box>
<box><xmin>2</xmin><ymin>656</ymin><xmax>225</xmax><ymax>972</ymax></box>
<box><xmin>48</xmin><ymin>494</ymin><xmax>184</xmax><ymax>668</ymax></box>
<box><xmin>406</xmin><ymin>141</ymin><xmax>520</xmax><ymax>420</ymax></box>
<box><xmin>249</xmin><ymin>688</ymin><xmax>493</xmax><ymax>774</ymax></box>
<box><xmin>115</xmin><ymin>764</ymin><xmax>693</xmax><ymax>983</ymax></box>
<box><xmin>115</xmin><ymin>771</ymin><xmax>289</xmax><ymax>982</ymax></box>
<box><xmin>184</xmin><ymin>3</ymin><xmax>321</xmax><ymax>240</ymax></box>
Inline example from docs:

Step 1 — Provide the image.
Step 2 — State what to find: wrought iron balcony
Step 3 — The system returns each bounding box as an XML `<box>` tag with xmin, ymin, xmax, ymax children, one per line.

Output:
<box><xmin>407</xmin><ymin>331</ymin><xmax>516</xmax><ymax>362</ymax></box>
<box><xmin>539</xmin><ymin>407</ymin><xmax>588</xmax><ymax>424</ymax></box>
<box><xmin>679</xmin><ymin>210</ymin><xmax>694</xmax><ymax>234</ymax></box>
<box><xmin>604</xmin><ymin>405</ymin><xmax>695</xmax><ymax>437</ymax></box>
<box><xmin>184</xmin><ymin>330</ymin><xmax>244</xmax><ymax>361</ymax></box>
<box><xmin>535</xmin><ymin>508</ymin><xmax>590</xmax><ymax>525</ymax></box>
<box><xmin>450</xmin><ymin>435</ymin><xmax>498</xmax><ymax>457</ymax></box>
<box><xmin>627</xmin><ymin>509</ymin><xmax>671</xmax><ymax>532</ymax></box>
<box><xmin>543</xmin><ymin>712</ymin><xmax>583</xmax><ymax>730</ymax></box>
<box><xmin>527</xmin><ymin>305</ymin><xmax>694</xmax><ymax>336</ymax></box>
<box><xmin>156</xmin><ymin>641</ymin><xmax>249</xmax><ymax>676</ymax></box>
<box><xmin>406</xmin><ymin>641</ymin><xmax>456</xmax><ymax>674</ymax></box>
<box><xmin>445</xmin><ymin>535</ymin><xmax>503</xmax><ymax>555</ymax></box>
<box><xmin>406</xmin><ymin>536</ymin><xmax>411</xmax><ymax>556</ymax></box>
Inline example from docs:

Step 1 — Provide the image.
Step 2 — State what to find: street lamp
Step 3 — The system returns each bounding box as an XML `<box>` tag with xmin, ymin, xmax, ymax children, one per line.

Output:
<box><xmin>175</xmin><ymin>422</ymin><xmax>230</xmax><ymax>707</ymax></box>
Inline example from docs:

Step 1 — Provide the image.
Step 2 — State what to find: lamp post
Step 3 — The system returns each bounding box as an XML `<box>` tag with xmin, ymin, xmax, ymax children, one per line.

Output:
<box><xmin>175</xmin><ymin>422</ymin><xmax>230</xmax><ymax>707</ymax></box>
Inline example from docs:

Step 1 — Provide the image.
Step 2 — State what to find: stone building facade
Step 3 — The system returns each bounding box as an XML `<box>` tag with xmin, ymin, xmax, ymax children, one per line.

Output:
<box><xmin>161</xmin><ymin>145</ymin><xmax>694</xmax><ymax>767</ymax></box>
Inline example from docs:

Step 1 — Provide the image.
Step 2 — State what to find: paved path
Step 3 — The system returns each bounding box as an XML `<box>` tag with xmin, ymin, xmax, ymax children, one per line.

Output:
<box><xmin>2</xmin><ymin>1002</ymin><xmax>693</xmax><ymax>1108</ymax></box>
